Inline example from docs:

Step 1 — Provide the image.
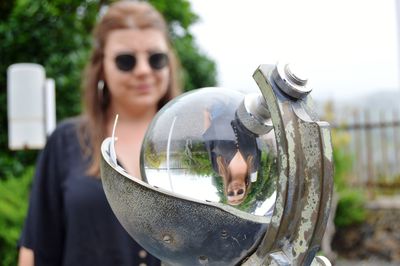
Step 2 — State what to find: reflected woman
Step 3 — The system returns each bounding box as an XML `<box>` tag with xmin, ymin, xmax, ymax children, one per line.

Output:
<box><xmin>203</xmin><ymin>101</ymin><xmax>261</xmax><ymax>205</ymax></box>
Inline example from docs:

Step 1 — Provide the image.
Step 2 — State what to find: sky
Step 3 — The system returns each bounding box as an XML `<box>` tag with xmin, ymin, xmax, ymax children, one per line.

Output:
<box><xmin>189</xmin><ymin>0</ymin><xmax>400</xmax><ymax>102</ymax></box>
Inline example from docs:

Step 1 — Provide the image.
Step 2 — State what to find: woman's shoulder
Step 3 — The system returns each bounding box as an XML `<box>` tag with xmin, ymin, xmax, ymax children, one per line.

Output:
<box><xmin>55</xmin><ymin>116</ymin><xmax>82</xmax><ymax>131</ymax></box>
<box><xmin>51</xmin><ymin>116</ymin><xmax>84</xmax><ymax>138</ymax></box>
<box><xmin>45</xmin><ymin>116</ymin><xmax>86</xmax><ymax>149</ymax></box>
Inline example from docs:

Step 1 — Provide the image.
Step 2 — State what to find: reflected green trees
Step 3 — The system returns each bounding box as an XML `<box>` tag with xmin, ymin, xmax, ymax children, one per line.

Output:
<box><xmin>143</xmin><ymin>138</ymin><xmax>214</xmax><ymax>176</ymax></box>
<box><xmin>236</xmin><ymin>151</ymin><xmax>277</xmax><ymax>213</ymax></box>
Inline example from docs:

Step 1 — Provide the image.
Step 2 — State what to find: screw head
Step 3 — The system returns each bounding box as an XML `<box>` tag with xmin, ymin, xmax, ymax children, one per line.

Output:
<box><xmin>162</xmin><ymin>234</ymin><xmax>172</xmax><ymax>244</ymax></box>
<box><xmin>284</xmin><ymin>63</ymin><xmax>308</xmax><ymax>86</ymax></box>
<box><xmin>271</xmin><ymin>61</ymin><xmax>312</xmax><ymax>99</ymax></box>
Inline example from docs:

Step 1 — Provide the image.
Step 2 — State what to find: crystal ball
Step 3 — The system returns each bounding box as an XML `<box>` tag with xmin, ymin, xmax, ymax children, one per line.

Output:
<box><xmin>140</xmin><ymin>87</ymin><xmax>278</xmax><ymax>216</ymax></box>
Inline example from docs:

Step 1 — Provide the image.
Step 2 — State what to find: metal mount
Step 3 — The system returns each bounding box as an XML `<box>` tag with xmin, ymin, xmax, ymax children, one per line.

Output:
<box><xmin>241</xmin><ymin>64</ymin><xmax>333</xmax><ymax>266</ymax></box>
<box><xmin>100</xmin><ymin>63</ymin><xmax>334</xmax><ymax>266</ymax></box>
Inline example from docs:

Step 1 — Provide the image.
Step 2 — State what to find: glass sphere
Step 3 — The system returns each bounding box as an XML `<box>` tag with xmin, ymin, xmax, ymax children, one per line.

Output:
<box><xmin>140</xmin><ymin>87</ymin><xmax>278</xmax><ymax>217</ymax></box>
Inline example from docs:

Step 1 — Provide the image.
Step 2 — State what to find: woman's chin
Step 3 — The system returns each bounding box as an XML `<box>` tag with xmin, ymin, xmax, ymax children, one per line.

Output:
<box><xmin>124</xmin><ymin>98</ymin><xmax>159</xmax><ymax>113</ymax></box>
<box><xmin>227</xmin><ymin>196</ymin><xmax>245</xmax><ymax>206</ymax></box>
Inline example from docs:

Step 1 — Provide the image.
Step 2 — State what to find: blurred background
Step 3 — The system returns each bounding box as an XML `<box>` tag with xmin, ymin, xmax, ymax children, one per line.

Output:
<box><xmin>189</xmin><ymin>1</ymin><xmax>400</xmax><ymax>263</ymax></box>
<box><xmin>0</xmin><ymin>0</ymin><xmax>399</xmax><ymax>265</ymax></box>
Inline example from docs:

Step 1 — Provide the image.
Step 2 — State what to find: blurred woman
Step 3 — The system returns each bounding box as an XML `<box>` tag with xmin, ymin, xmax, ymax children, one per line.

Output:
<box><xmin>18</xmin><ymin>1</ymin><xmax>181</xmax><ymax>265</ymax></box>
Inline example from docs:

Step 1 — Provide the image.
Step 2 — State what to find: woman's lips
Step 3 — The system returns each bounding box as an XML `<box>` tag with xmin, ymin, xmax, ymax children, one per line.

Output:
<box><xmin>134</xmin><ymin>84</ymin><xmax>152</xmax><ymax>92</ymax></box>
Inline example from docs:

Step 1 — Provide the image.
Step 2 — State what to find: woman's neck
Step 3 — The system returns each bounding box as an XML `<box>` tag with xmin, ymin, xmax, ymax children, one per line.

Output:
<box><xmin>105</xmin><ymin>104</ymin><xmax>158</xmax><ymax>178</ymax></box>
<box><xmin>107</xmin><ymin>103</ymin><xmax>157</xmax><ymax>124</ymax></box>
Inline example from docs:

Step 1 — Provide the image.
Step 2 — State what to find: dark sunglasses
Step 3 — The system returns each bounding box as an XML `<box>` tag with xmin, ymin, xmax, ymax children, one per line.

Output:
<box><xmin>115</xmin><ymin>52</ymin><xmax>169</xmax><ymax>72</ymax></box>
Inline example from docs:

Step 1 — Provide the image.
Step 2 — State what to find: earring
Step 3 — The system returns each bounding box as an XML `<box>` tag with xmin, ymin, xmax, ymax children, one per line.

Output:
<box><xmin>97</xmin><ymin>80</ymin><xmax>105</xmax><ymax>92</ymax></box>
<box><xmin>97</xmin><ymin>80</ymin><xmax>108</xmax><ymax>109</ymax></box>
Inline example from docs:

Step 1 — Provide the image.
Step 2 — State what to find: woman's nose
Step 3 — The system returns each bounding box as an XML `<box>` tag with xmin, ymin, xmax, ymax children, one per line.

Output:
<box><xmin>133</xmin><ymin>55</ymin><xmax>152</xmax><ymax>74</ymax></box>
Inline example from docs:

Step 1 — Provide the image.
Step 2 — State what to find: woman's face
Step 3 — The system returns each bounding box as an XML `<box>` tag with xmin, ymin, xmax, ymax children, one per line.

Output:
<box><xmin>226</xmin><ymin>154</ymin><xmax>248</xmax><ymax>205</ymax></box>
<box><xmin>103</xmin><ymin>28</ymin><xmax>170</xmax><ymax>114</ymax></box>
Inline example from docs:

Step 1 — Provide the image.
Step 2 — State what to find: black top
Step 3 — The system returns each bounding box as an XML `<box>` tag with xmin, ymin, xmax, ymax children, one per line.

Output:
<box><xmin>202</xmin><ymin>105</ymin><xmax>261</xmax><ymax>174</ymax></box>
<box><xmin>19</xmin><ymin>118</ymin><xmax>161</xmax><ymax>266</ymax></box>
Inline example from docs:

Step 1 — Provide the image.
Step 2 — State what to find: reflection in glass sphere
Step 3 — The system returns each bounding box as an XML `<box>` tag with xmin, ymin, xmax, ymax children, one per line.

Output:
<box><xmin>140</xmin><ymin>87</ymin><xmax>278</xmax><ymax>217</ymax></box>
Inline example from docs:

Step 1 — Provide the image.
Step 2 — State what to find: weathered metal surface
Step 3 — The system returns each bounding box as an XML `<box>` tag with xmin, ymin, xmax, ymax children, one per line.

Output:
<box><xmin>242</xmin><ymin>64</ymin><xmax>333</xmax><ymax>266</ymax></box>
<box><xmin>100</xmin><ymin>140</ymin><xmax>268</xmax><ymax>266</ymax></box>
<box><xmin>100</xmin><ymin>62</ymin><xmax>334</xmax><ymax>266</ymax></box>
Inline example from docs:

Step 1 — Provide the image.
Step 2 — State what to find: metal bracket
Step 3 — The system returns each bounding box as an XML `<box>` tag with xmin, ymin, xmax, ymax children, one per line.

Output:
<box><xmin>242</xmin><ymin>64</ymin><xmax>333</xmax><ymax>266</ymax></box>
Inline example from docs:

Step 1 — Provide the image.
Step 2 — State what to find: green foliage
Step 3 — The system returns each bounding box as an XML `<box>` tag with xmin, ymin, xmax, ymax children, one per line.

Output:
<box><xmin>173</xmin><ymin>35</ymin><xmax>217</xmax><ymax>92</ymax></box>
<box><xmin>334</xmin><ymin>188</ymin><xmax>366</xmax><ymax>227</ymax></box>
<box><xmin>331</xmin><ymin>130</ymin><xmax>366</xmax><ymax>227</ymax></box>
<box><xmin>143</xmin><ymin>142</ymin><xmax>163</xmax><ymax>169</ymax></box>
<box><xmin>236</xmin><ymin>151</ymin><xmax>278</xmax><ymax>212</ymax></box>
<box><xmin>181</xmin><ymin>141</ymin><xmax>214</xmax><ymax>177</ymax></box>
<box><xmin>0</xmin><ymin>167</ymin><xmax>33</xmax><ymax>266</ymax></box>
<box><xmin>212</xmin><ymin>149</ymin><xmax>278</xmax><ymax>210</ymax></box>
<box><xmin>148</xmin><ymin>0</ymin><xmax>198</xmax><ymax>30</ymax></box>
<box><xmin>143</xmin><ymin>141</ymin><xmax>214</xmax><ymax>176</ymax></box>
<box><xmin>0</xmin><ymin>0</ymin><xmax>99</xmax><ymax>179</ymax></box>
<box><xmin>332</xmin><ymin>135</ymin><xmax>353</xmax><ymax>191</ymax></box>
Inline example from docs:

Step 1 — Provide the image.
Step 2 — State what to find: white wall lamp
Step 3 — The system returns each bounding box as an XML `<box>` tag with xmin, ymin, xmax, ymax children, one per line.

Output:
<box><xmin>7</xmin><ymin>63</ymin><xmax>56</xmax><ymax>150</ymax></box>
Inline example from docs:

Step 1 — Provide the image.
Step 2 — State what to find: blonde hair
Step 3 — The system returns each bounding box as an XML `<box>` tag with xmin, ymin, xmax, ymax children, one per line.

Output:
<box><xmin>80</xmin><ymin>1</ymin><xmax>181</xmax><ymax>176</ymax></box>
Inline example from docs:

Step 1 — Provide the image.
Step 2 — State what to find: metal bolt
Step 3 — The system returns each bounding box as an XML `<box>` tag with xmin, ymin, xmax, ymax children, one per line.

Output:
<box><xmin>284</xmin><ymin>63</ymin><xmax>308</xmax><ymax>86</ymax></box>
<box><xmin>162</xmin><ymin>234</ymin><xmax>172</xmax><ymax>244</ymax></box>
<box><xmin>235</xmin><ymin>93</ymin><xmax>273</xmax><ymax>135</ymax></box>
<box><xmin>271</xmin><ymin>62</ymin><xmax>312</xmax><ymax>99</ymax></box>
<box><xmin>221</xmin><ymin>230</ymin><xmax>228</xmax><ymax>239</ymax></box>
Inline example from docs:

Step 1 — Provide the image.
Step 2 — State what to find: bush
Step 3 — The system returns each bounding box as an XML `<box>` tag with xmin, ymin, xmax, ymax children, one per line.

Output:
<box><xmin>334</xmin><ymin>188</ymin><xmax>366</xmax><ymax>227</ymax></box>
<box><xmin>331</xmin><ymin>130</ymin><xmax>367</xmax><ymax>227</ymax></box>
<box><xmin>0</xmin><ymin>166</ymin><xmax>33</xmax><ymax>266</ymax></box>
